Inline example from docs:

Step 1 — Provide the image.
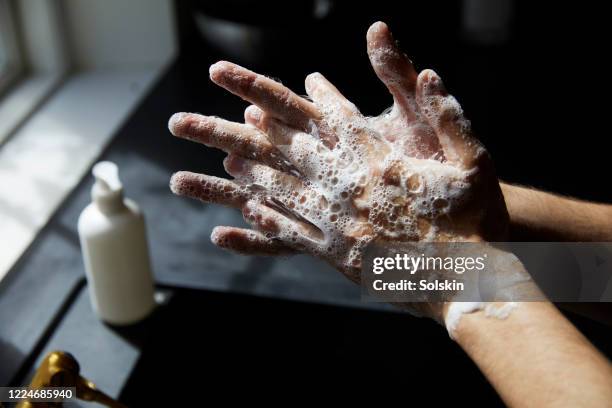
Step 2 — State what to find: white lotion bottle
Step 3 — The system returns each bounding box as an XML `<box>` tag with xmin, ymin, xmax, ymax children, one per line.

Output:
<box><xmin>78</xmin><ymin>161</ymin><xmax>155</xmax><ymax>325</ymax></box>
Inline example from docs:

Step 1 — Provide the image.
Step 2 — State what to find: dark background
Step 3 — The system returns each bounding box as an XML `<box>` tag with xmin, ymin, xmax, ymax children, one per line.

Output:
<box><xmin>177</xmin><ymin>0</ymin><xmax>612</xmax><ymax>202</ymax></box>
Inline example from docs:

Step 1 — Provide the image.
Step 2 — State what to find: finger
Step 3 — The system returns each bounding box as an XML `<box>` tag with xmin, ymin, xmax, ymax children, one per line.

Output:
<box><xmin>244</xmin><ymin>101</ymin><xmax>337</xmax><ymax>151</ymax></box>
<box><xmin>211</xmin><ymin>226</ymin><xmax>296</xmax><ymax>256</ymax></box>
<box><xmin>225</xmin><ymin>154</ymin><xmax>330</xmax><ymax>240</ymax></box>
<box><xmin>415</xmin><ymin>69</ymin><xmax>483</xmax><ymax>169</ymax></box>
<box><xmin>366</xmin><ymin>21</ymin><xmax>419</xmax><ymax>120</ymax></box>
<box><xmin>223</xmin><ymin>154</ymin><xmax>304</xmax><ymax>191</ymax></box>
<box><xmin>305</xmin><ymin>72</ymin><xmax>361</xmax><ymax>125</ymax></box>
<box><xmin>209</xmin><ymin>61</ymin><xmax>320</xmax><ymax>131</ymax></box>
<box><xmin>242</xmin><ymin>200</ymin><xmax>323</xmax><ymax>249</ymax></box>
<box><xmin>258</xmin><ymin>116</ymin><xmax>331</xmax><ymax>178</ymax></box>
<box><xmin>305</xmin><ymin>72</ymin><xmax>376</xmax><ymax>150</ymax></box>
<box><xmin>244</xmin><ymin>105</ymin><xmax>315</xmax><ymax>172</ymax></box>
<box><xmin>244</xmin><ymin>104</ymin><xmax>263</xmax><ymax>128</ymax></box>
<box><xmin>168</xmin><ymin>112</ymin><xmax>291</xmax><ymax>171</ymax></box>
<box><xmin>170</xmin><ymin>171</ymin><xmax>249</xmax><ymax>208</ymax></box>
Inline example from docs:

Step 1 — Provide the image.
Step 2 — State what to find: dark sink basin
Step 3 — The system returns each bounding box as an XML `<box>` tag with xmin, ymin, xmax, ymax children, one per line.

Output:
<box><xmin>118</xmin><ymin>288</ymin><xmax>502</xmax><ymax>406</ymax></box>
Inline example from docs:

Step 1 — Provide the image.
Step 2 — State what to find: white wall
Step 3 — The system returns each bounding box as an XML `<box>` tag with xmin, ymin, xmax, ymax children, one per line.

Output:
<box><xmin>62</xmin><ymin>0</ymin><xmax>177</xmax><ymax>69</ymax></box>
<box><xmin>18</xmin><ymin>0</ymin><xmax>68</xmax><ymax>72</ymax></box>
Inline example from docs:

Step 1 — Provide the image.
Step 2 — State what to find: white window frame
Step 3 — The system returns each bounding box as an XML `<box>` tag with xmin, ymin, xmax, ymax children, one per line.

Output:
<box><xmin>0</xmin><ymin>0</ymin><xmax>69</xmax><ymax>145</ymax></box>
<box><xmin>0</xmin><ymin>0</ymin><xmax>24</xmax><ymax>96</ymax></box>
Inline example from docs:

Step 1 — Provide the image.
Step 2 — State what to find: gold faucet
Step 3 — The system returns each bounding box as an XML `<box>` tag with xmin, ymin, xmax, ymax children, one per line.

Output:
<box><xmin>17</xmin><ymin>351</ymin><xmax>127</xmax><ymax>408</ymax></box>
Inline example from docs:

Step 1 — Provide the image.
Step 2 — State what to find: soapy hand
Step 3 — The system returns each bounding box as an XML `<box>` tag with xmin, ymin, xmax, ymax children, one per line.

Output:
<box><xmin>168</xmin><ymin>22</ymin><xmax>508</xmax><ymax>283</ymax></box>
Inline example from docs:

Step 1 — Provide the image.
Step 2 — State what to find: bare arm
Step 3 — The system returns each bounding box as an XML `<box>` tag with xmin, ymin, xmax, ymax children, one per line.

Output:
<box><xmin>501</xmin><ymin>182</ymin><xmax>612</xmax><ymax>325</ymax></box>
<box><xmin>452</xmin><ymin>301</ymin><xmax>612</xmax><ymax>407</ymax></box>
<box><xmin>501</xmin><ymin>183</ymin><xmax>612</xmax><ymax>241</ymax></box>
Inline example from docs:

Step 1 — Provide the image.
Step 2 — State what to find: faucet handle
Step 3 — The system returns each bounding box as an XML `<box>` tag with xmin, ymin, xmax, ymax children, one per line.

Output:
<box><xmin>17</xmin><ymin>351</ymin><xmax>127</xmax><ymax>408</ymax></box>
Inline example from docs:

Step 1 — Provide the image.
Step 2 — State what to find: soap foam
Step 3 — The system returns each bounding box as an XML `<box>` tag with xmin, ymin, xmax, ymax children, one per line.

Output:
<box><xmin>177</xmin><ymin>67</ymin><xmax>485</xmax><ymax>280</ymax></box>
<box><xmin>445</xmin><ymin>302</ymin><xmax>518</xmax><ymax>339</ymax></box>
<box><xmin>223</xmin><ymin>94</ymin><xmax>478</xmax><ymax>278</ymax></box>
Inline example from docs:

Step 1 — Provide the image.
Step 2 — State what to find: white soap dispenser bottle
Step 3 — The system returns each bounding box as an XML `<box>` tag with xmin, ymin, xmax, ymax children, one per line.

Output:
<box><xmin>78</xmin><ymin>161</ymin><xmax>155</xmax><ymax>325</ymax></box>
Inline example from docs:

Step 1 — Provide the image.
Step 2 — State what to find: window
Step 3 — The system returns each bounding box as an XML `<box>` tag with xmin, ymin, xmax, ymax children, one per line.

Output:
<box><xmin>0</xmin><ymin>0</ymin><xmax>176</xmax><ymax>281</ymax></box>
<box><xmin>0</xmin><ymin>0</ymin><xmax>68</xmax><ymax>146</ymax></box>
<box><xmin>0</xmin><ymin>0</ymin><xmax>23</xmax><ymax>96</ymax></box>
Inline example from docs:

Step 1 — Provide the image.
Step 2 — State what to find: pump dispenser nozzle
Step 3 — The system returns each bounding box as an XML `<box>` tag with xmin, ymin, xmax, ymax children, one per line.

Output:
<box><xmin>93</xmin><ymin>161</ymin><xmax>122</xmax><ymax>191</ymax></box>
<box><xmin>92</xmin><ymin>161</ymin><xmax>125</xmax><ymax>213</ymax></box>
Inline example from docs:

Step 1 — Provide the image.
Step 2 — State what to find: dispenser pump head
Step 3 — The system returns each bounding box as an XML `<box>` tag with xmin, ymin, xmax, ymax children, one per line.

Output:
<box><xmin>92</xmin><ymin>161</ymin><xmax>125</xmax><ymax>213</ymax></box>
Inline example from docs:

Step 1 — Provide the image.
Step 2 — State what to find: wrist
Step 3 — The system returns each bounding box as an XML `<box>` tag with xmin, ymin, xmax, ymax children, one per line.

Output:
<box><xmin>440</xmin><ymin>243</ymin><xmax>539</xmax><ymax>338</ymax></box>
<box><xmin>442</xmin><ymin>301</ymin><xmax>518</xmax><ymax>339</ymax></box>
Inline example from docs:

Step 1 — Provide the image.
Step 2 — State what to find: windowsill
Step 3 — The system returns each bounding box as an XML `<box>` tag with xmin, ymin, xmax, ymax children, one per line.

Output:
<box><xmin>0</xmin><ymin>63</ymin><xmax>172</xmax><ymax>281</ymax></box>
<box><xmin>0</xmin><ymin>72</ymin><xmax>64</xmax><ymax>145</ymax></box>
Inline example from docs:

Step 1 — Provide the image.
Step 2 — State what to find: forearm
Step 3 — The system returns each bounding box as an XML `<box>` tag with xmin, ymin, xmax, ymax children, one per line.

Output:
<box><xmin>500</xmin><ymin>183</ymin><xmax>612</xmax><ymax>241</ymax></box>
<box><xmin>451</xmin><ymin>301</ymin><xmax>612</xmax><ymax>407</ymax></box>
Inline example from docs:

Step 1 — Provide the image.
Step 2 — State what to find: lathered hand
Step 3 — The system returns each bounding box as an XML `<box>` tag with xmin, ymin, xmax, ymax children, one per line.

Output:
<box><xmin>168</xmin><ymin>22</ymin><xmax>508</xmax><ymax>283</ymax></box>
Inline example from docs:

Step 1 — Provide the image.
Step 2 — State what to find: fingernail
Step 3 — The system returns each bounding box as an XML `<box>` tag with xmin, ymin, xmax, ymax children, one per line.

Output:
<box><xmin>169</xmin><ymin>171</ymin><xmax>186</xmax><ymax>195</ymax></box>
<box><xmin>428</xmin><ymin>70</ymin><xmax>443</xmax><ymax>88</ymax></box>
<box><xmin>245</xmin><ymin>105</ymin><xmax>262</xmax><ymax>124</ymax></box>
<box><xmin>305</xmin><ymin>72</ymin><xmax>322</xmax><ymax>92</ymax></box>
<box><xmin>226</xmin><ymin>155</ymin><xmax>245</xmax><ymax>174</ymax></box>
<box><xmin>210</xmin><ymin>226</ymin><xmax>226</xmax><ymax>246</ymax></box>
<box><xmin>367</xmin><ymin>21</ymin><xmax>390</xmax><ymax>40</ymax></box>
<box><xmin>209</xmin><ymin>61</ymin><xmax>229</xmax><ymax>82</ymax></box>
<box><xmin>168</xmin><ymin>112</ymin><xmax>187</xmax><ymax>134</ymax></box>
<box><xmin>421</xmin><ymin>69</ymin><xmax>446</xmax><ymax>94</ymax></box>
